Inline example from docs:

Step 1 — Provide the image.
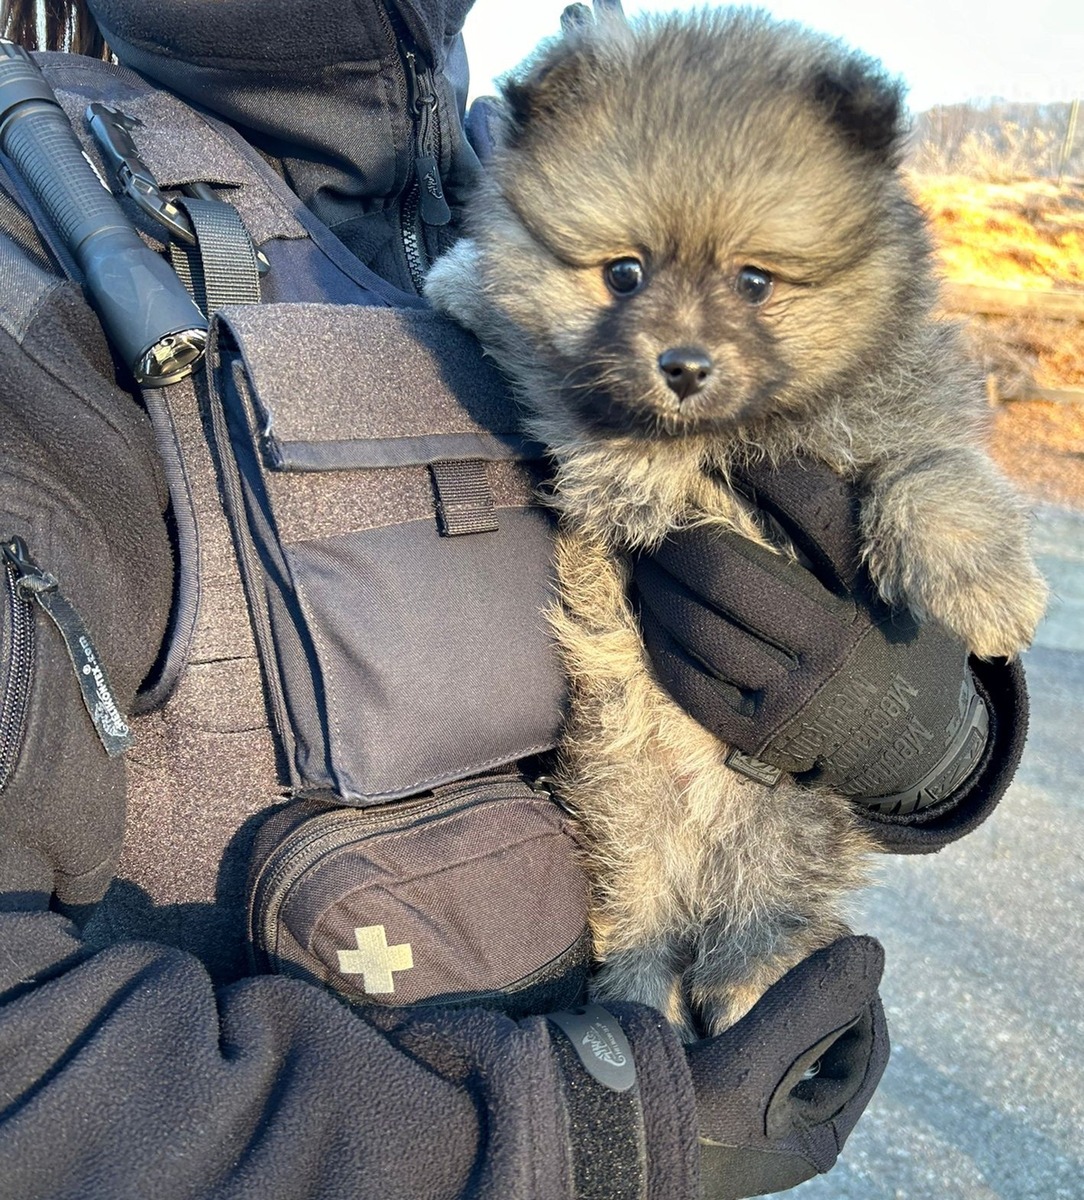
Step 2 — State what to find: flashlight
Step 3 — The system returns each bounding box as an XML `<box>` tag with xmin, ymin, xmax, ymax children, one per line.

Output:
<box><xmin>0</xmin><ymin>38</ymin><xmax>207</xmax><ymax>386</ymax></box>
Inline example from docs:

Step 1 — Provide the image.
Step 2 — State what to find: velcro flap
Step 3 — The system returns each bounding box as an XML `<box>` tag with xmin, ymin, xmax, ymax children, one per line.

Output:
<box><xmin>206</xmin><ymin>301</ymin><xmax>566</xmax><ymax>804</ymax></box>
<box><xmin>216</xmin><ymin>304</ymin><xmax>546</xmax><ymax>470</ymax></box>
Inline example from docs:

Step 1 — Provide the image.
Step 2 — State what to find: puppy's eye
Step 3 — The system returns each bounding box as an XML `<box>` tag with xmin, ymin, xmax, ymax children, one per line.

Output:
<box><xmin>735</xmin><ymin>265</ymin><xmax>774</xmax><ymax>305</ymax></box>
<box><xmin>604</xmin><ymin>257</ymin><xmax>645</xmax><ymax>296</ymax></box>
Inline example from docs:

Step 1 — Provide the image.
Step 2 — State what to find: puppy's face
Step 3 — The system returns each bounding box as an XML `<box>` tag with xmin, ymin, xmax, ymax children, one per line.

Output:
<box><xmin>466</xmin><ymin>11</ymin><xmax>932</xmax><ymax>440</ymax></box>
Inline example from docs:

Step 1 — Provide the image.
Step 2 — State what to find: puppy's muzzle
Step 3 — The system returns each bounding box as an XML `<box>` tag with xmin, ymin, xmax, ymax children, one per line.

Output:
<box><xmin>658</xmin><ymin>346</ymin><xmax>713</xmax><ymax>400</ymax></box>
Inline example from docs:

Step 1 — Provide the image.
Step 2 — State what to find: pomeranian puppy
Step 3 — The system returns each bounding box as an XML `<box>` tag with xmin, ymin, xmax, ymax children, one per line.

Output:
<box><xmin>426</xmin><ymin>8</ymin><xmax>1046</xmax><ymax>1039</ymax></box>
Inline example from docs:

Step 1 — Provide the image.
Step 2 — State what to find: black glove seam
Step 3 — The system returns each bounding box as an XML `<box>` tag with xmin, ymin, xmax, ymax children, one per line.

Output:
<box><xmin>633</xmin><ymin>554</ymin><xmax>800</xmax><ymax>673</ymax></box>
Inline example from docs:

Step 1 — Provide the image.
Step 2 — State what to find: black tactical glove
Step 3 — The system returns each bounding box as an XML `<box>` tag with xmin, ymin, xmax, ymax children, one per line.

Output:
<box><xmin>633</xmin><ymin>456</ymin><xmax>993</xmax><ymax>818</ymax></box>
<box><xmin>544</xmin><ymin>936</ymin><xmax>886</xmax><ymax>1199</ymax></box>
<box><xmin>688</xmin><ymin>935</ymin><xmax>888</xmax><ymax>1199</ymax></box>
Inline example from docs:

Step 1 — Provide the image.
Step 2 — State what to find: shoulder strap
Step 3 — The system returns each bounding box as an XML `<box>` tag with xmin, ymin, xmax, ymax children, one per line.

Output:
<box><xmin>38</xmin><ymin>53</ymin><xmax>421</xmax><ymax>309</ymax></box>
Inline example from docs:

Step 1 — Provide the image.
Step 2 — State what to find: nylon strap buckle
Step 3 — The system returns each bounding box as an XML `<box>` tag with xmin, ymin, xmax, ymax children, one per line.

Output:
<box><xmin>87</xmin><ymin>102</ymin><xmax>266</xmax><ymax>314</ymax></box>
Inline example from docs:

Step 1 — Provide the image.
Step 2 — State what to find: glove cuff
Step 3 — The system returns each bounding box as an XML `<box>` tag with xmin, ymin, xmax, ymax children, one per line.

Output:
<box><xmin>547</xmin><ymin>1003</ymin><xmax>698</xmax><ymax>1199</ymax></box>
<box><xmin>851</xmin><ymin>670</ymin><xmax>989</xmax><ymax>817</ymax></box>
<box><xmin>856</xmin><ymin>657</ymin><xmax>1028</xmax><ymax>853</ymax></box>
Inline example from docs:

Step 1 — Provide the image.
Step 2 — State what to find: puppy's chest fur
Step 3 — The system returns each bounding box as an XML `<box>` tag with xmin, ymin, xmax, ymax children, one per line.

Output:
<box><xmin>533</xmin><ymin>414</ymin><xmax>780</xmax><ymax>553</ymax></box>
<box><xmin>540</xmin><ymin>419</ymin><xmax>806</xmax><ymax>822</ymax></box>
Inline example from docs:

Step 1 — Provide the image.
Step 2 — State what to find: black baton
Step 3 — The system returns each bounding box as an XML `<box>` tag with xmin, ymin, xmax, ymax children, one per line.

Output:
<box><xmin>0</xmin><ymin>38</ymin><xmax>207</xmax><ymax>386</ymax></box>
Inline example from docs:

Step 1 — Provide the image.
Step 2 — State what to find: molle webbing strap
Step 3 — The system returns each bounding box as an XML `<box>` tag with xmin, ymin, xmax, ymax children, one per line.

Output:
<box><xmin>39</xmin><ymin>56</ymin><xmax>309</xmax><ymax>254</ymax></box>
<box><xmin>140</xmin><ymin>200</ymin><xmax>261</xmax><ymax>707</ymax></box>
<box><xmin>429</xmin><ymin>459</ymin><xmax>499</xmax><ymax>536</ymax></box>
<box><xmin>169</xmin><ymin>196</ymin><xmax>261</xmax><ymax>315</ymax></box>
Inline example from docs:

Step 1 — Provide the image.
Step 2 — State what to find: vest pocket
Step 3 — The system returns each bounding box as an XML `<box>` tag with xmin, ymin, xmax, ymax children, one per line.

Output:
<box><xmin>208</xmin><ymin>302</ymin><xmax>567</xmax><ymax>804</ymax></box>
<box><xmin>247</xmin><ymin>773</ymin><xmax>590</xmax><ymax>1015</ymax></box>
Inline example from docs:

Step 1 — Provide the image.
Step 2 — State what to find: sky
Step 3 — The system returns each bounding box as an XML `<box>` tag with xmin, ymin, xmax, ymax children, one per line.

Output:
<box><xmin>461</xmin><ymin>0</ymin><xmax>1083</xmax><ymax>113</ymax></box>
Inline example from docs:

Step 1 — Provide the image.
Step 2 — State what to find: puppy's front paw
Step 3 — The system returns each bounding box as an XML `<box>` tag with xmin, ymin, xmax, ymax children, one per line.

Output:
<box><xmin>591</xmin><ymin>951</ymin><xmax>696</xmax><ymax>1042</ymax></box>
<box><xmin>864</xmin><ymin>458</ymin><xmax>1048</xmax><ymax>658</ymax></box>
<box><xmin>934</xmin><ymin>557</ymin><xmax>1047</xmax><ymax>658</ymax></box>
<box><xmin>424</xmin><ymin>237</ymin><xmax>483</xmax><ymax>326</ymax></box>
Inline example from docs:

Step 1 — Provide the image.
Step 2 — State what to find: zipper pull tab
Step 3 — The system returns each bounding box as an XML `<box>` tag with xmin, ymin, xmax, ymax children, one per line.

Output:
<box><xmin>1</xmin><ymin>535</ymin><xmax>60</xmax><ymax>604</ymax></box>
<box><xmin>405</xmin><ymin>51</ymin><xmax>451</xmax><ymax>227</ymax></box>
<box><xmin>1</xmin><ymin>536</ymin><xmax>134</xmax><ymax>758</ymax></box>
<box><xmin>415</xmin><ymin>153</ymin><xmax>451</xmax><ymax>226</ymax></box>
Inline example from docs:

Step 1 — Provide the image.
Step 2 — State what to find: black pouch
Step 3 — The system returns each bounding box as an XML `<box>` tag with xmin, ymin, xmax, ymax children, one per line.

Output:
<box><xmin>207</xmin><ymin>302</ymin><xmax>567</xmax><ymax>804</ymax></box>
<box><xmin>247</xmin><ymin>773</ymin><xmax>591</xmax><ymax>1015</ymax></box>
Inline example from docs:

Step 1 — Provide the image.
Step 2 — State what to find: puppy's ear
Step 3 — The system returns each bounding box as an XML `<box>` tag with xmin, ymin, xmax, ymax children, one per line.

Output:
<box><xmin>500</xmin><ymin>36</ymin><xmax>601</xmax><ymax>144</ymax></box>
<box><xmin>810</xmin><ymin>57</ymin><xmax>906</xmax><ymax>162</ymax></box>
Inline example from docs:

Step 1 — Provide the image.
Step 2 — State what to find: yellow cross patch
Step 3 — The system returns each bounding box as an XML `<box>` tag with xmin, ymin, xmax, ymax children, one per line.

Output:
<box><xmin>336</xmin><ymin>925</ymin><xmax>414</xmax><ymax>994</ymax></box>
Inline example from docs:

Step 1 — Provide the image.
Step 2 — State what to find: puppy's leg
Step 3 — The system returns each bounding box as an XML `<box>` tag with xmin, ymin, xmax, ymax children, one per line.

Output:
<box><xmin>687</xmin><ymin>930</ymin><xmax>794</xmax><ymax>1036</ymax></box>
<box><xmin>576</xmin><ymin>810</ymin><xmax>702</xmax><ymax>1040</ymax></box>
<box><xmin>591</xmin><ymin>920</ymin><xmax>696</xmax><ymax>1040</ymax></box>
<box><xmin>687</xmin><ymin>903</ymin><xmax>853</xmax><ymax>1038</ymax></box>
<box><xmin>551</xmin><ymin>529</ymin><xmax>703</xmax><ymax>1038</ymax></box>
<box><xmin>862</xmin><ymin>449</ymin><xmax>1047</xmax><ymax>658</ymax></box>
<box><xmin>552</xmin><ymin>521</ymin><xmax>876</xmax><ymax>1040</ymax></box>
<box><xmin>679</xmin><ymin>769</ymin><xmax>868</xmax><ymax>1037</ymax></box>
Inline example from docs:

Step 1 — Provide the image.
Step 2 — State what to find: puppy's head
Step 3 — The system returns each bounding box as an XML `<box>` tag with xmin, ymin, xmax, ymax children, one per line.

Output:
<box><xmin>465</xmin><ymin>10</ymin><xmax>933</xmax><ymax>440</ymax></box>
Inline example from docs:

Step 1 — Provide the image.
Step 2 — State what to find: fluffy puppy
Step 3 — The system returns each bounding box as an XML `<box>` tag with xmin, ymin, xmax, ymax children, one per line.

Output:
<box><xmin>426</xmin><ymin>8</ymin><xmax>1046</xmax><ymax>1039</ymax></box>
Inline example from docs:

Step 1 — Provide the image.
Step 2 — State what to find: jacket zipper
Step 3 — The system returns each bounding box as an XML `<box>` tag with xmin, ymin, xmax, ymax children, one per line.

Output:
<box><xmin>404</xmin><ymin>50</ymin><xmax>451</xmax><ymax>230</ymax></box>
<box><xmin>376</xmin><ymin>3</ymin><xmax>450</xmax><ymax>292</ymax></box>
<box><xmin>399</xmin><ymin>179</ymin><xmax>425</xmax><ymax>292</ymax></box>
<box><xmin>0</xmin><ymin>539</ymin><xmax>35</xmax><ymax>793</ymax></box>
<box><xmin>0</xmin><ymin>535</ymin><xmax>133</xmax><ymax>761</ymax></box>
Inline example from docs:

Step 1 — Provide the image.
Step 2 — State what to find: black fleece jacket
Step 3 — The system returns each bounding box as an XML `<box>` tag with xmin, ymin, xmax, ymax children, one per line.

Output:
<box><xmin>87</xmin><ymin>0</ymin><xmax>482</xmax><ymax>293</ymax></box>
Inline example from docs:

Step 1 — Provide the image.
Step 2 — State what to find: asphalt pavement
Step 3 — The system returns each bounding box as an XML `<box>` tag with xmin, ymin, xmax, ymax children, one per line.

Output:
<box><xmin>766</xmin><ymin>501</ymin><xmax>1084</xmax><ymax>1200</ymax></box>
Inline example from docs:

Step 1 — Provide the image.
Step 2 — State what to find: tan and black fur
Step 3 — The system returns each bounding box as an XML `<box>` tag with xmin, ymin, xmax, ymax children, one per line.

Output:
<box><xmin>426</xmin><ymin>9</ymin><xmax>1047</xmax><ymax>1040</ymax></box>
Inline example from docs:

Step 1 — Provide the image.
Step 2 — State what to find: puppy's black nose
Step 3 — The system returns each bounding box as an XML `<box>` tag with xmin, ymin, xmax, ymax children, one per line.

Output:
<box><xmin>658</xmin><ymin>347</ymin><xmax>713</xmax><ymax>399</ymax></box>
